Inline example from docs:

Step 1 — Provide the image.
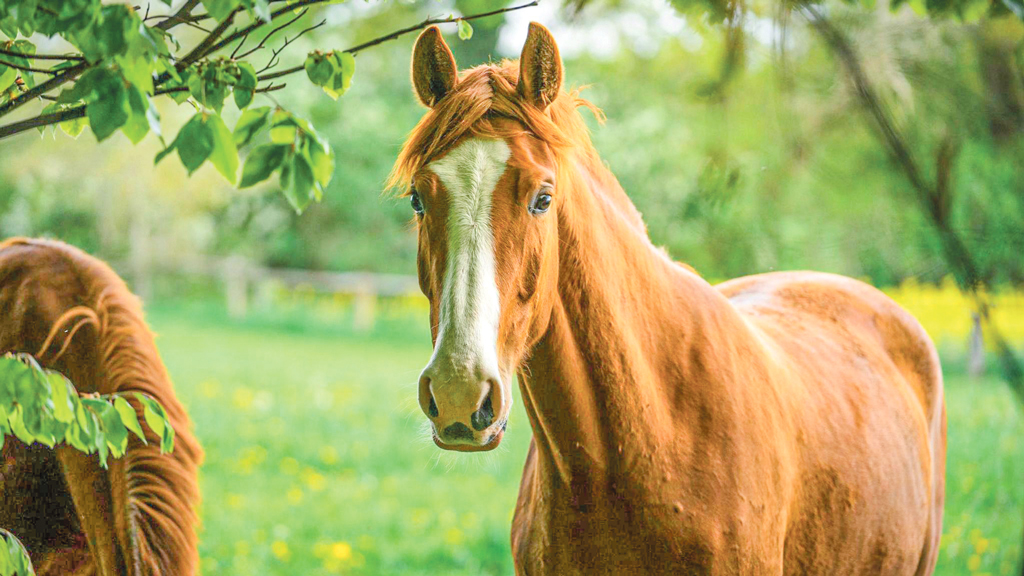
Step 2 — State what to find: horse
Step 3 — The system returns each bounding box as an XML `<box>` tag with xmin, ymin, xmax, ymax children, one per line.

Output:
<box><xmin>0</xmin><ymin>238</ymin><xmax>203</xmax><ymax>576</ymax></box>
<box><xmin>390</xmin><ymin>23</ymin><xmax>946</xmax><ymax>575</ymax></box>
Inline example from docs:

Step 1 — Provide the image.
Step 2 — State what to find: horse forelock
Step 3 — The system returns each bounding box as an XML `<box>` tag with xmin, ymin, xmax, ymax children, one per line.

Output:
<box><xmin>0</xmin><ymin>237</ymin><xmax>203</xmax><ymax>576</ymax></box>
<box><xmin>388</xmin><ymin>60</ymin><xmax>603</xmax><ymax>195</ymax></box>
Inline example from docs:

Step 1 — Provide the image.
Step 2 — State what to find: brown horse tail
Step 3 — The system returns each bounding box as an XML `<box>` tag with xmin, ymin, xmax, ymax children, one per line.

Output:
<box><xmin>0</xmin><ymin>237</ymin><xmax>203</xmax><ymax>576</ymax></box>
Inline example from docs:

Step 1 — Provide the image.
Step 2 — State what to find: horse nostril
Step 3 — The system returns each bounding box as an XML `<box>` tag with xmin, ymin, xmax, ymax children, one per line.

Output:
<box><xmin>443</xmin><ymin>421</ymin><xmax>474</xmax><ymax>441</ymax></box>
<box><xmin>428</xmin><ymin>394</ymin><xmax>439</xmax><ymax>418</ymax></box>
<box><xmin>471</xmin><ymin>392</ymin><xmax>494</xmax><ymax>431</ymax></box>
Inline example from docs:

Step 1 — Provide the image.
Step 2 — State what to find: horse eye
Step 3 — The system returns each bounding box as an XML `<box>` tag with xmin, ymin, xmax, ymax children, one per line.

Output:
<box><xmin>410</xmin><ymin>190</ymin><xmax>425</xmax><ymax>215</ymax></box>
<box><xmin>529</xmin><ymin>191</ymin><xmax>552</xmax><ymax>215</ymax></box>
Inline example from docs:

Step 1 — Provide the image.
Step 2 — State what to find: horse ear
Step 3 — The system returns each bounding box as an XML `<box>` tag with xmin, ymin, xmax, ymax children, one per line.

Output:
<box><xmin>518</xmin><ymin>22</ymin><xmax>563</xmax><ymax>110</ymax></box>
<box><xmin>411</xmin><ymin>26</ymin><xmax>458</xmax><ymax>108</ymax></box>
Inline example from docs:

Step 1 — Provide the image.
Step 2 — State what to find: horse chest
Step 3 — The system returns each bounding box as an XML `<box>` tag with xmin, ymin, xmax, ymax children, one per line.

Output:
<box><xmin>511</xmin><ymin>465</ymin><xmax>774</xmax><ymax>576</ymax></box>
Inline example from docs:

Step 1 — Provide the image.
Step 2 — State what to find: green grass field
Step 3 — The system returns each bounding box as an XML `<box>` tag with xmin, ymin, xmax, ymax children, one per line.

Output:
<box><xmin>145</xmin><ymin>305</ymin><xmax>1023</xmax><ymax>576</ymax></box>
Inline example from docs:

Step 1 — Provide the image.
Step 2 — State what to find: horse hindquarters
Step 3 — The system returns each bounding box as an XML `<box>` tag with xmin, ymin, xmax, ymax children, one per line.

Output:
<box><xmin>0</xmin><ymin>238</ymin><xmax>202</xmax><ymax>576</ymax></box>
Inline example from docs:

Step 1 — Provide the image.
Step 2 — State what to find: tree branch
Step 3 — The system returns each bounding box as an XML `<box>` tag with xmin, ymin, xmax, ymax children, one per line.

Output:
<box><xmin>0</xmin><ymin>48</ymin><xmax>84</xmax><ymax>62</ymax></box>
<box><xmin>256</xmin><ymin>18</ymin><xmax>326</xmax><ymax>74</ymax></box>
<box><xmin>258</xmin><ymin>0</ymin><xmax>540</xmax><ymax>82</ymax></box>
<box><xmin>0</xmin><ymin>62</ymin><xmax>87</xmax><ymax>118</ymax></box>
<box><xmin>178</xmin><ymin>7</ymin><xmax>242</xmax><ymax>68</ymax></box>
<box><xmin>202</xmin><ymin>0</ymin><xmax>336</xmax><ymax>59</ymax></box>
<box><xmin>348</xmin><ymin>1</ymin><xmax>541</xmax><ymax>53</ymax></box>
<box><xmin>0</xmin><ymin>58</ymin><xmax>63</xmax><ymax>75</ymax></box>
<box><xmin>236</xmin><ymin>8</ymin><xmax>309</xmax><ymax>61</ymax></box>
<box><xmin>0</xmin><ymin>0</ymin><xmax>212</xmax><ymax>119</ymax></box>
<box><xmin>798</xmin><ymin>2</ymin><xmax>1024</xmax><ymax>403</ymax></box>
<box><xmin>0</xmin><ymin>0</ymin><xmax>540</xmax><ymax>139</ymax></box>
<box><xmin>155</xmin><ymin>0</ymin><xmax>202</xmax><ymax>31</ymax></box>
<box><xmin>0</xmin><ymin>106</ymin><xmax>85</xmax><ymax>139</ymax></box>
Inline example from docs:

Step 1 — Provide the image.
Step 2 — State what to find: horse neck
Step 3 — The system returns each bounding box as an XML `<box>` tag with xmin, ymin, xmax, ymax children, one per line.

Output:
<box><xmin>519</xmin><ymin>154</ymin><xmax>736</xmax><ymax>489</ymax></box>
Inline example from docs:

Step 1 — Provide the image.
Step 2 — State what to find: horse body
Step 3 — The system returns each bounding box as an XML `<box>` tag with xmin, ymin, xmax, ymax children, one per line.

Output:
<box><xmin>510</xmin><ymin>213</ymin><xmax>944</xmax><ymax>574</ymax></box>
<box><xmin>0</xmin><ymin>238</ymin><xmax>202</xmax><ymax>576</ymax></box>
<box><xmin>397</xmin><ymin>23</ymin><xmax>944</xmax><ymax>575</ymax></box>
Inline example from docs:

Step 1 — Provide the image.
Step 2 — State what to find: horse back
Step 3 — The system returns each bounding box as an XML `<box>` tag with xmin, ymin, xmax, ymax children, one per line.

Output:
<box><xmin>718</xmin><ymin>271</ymin><xmax>945</xmax><ymax>576</ymax></box>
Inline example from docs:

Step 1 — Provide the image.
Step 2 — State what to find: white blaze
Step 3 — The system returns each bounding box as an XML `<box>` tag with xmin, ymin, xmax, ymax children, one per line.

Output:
<box><xmin>426</xmin><ymin>138</ymin><xmax>509</xmax><ymax>391</ymax></box>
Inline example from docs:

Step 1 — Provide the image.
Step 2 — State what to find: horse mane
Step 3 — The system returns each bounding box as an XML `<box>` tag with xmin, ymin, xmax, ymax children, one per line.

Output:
<box><xmin>0</xmin><ymin>237</ymin><xmax>202</xmax><ymax>576</ymax></box>
<box><xmin>388</xmin><ymin>59</ymin><xmax>604</xmax><ymax>193</ymax></box>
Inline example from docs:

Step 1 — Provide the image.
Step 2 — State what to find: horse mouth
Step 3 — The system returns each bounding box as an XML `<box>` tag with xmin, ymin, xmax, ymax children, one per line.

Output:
<box><xmin>432</xmin><ymin>421</ymin><xmax>506</xmax><ymax>452</ymax></box>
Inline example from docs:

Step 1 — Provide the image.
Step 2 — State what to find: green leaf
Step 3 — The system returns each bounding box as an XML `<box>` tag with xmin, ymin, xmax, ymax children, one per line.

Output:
<box><xmin>188</xmin><ymin>61</ymin><xmax>229</xmax><ymax>113</ymax></box>
<box><xmin>205</xmin><ymin>0</ymin><xmax>241</xmax><ymax>22</ymax></box>
<box><xmin>458</xmin><ymin>19</ymin><xmax>473</xmax><ymax>41</ymax></box>
<box><xmin>233</xmin><ymin>61</ymin><xmax>256</xmax><ymax>110</ymax></box>
<box><xmin>100</xmin><ymin>401</ymin><xmax>128</xmax><ymax>457</ymax></box>
<box><xmin>48</xmin><ymin>373</ymin><xmax>75</xmax><ymax>424</ymax></box>
<box><xmin>233</xmin><ymin>106</ymin><xmax>271</xmax><ymax>147</ymax></box>
<box><xmin>137</xmin><ymin>394</ymin><xmax>173</xmax><ymax>453</ymax></box>
<box><xmin>121</xmin><ymin>86</ymin><xmax>151</xmax><ymax>144</ymax></box>
<box><xmin>13</xmin><ymin>360</ymin><xmax>42</xmax><ymax>414</ymax></box>
<box><xmin>252</xmin><ymin>0</ymin><xmax>272</xmax><ymax>22</ymax></box>
<box><xmin>323</xmin><ymin>51</ymin><xmax>355</xmax><ymax>100</ymax></box>
<box><xmin>66</xmin><ymin>412</ymin><xmax>91</xmax><ymax>454</ymax></box>
<box><xmin>305</xmin><ymin>139</ymin><xmax>334</xmax><ymax>189</ymax></box>
<box><xmin>304</xmin><ymin>53</ymin><xmax>332</xmax><ymax>87</ymax></box>
<box><xmin>0</xmin><ymin>533</ymin><xmax>11</xmax><ymax>576</ymax></box>
<box><xmin>0</xmin><ymin>357</ymin><xmax>19</xmax><ymax>408</ymax></box>
<box><xmin>279</xmin><ymin>158</ymin><xmax>296</xmax><ymax>208</ymax></box>
<box><xmin>70</xmin><ymin>4</ymin><xmax>133</xmax><ymax>63</ymax></box>
<box><xmin>57</xmin><ymin>68</ymin><xmax>98</xmax><ymax>105</ymax></box>
<box><xmin>162</xmin><ymin>66</ymin><xmax>192</xmax><ymax>104</ymax></box>
<box><xmin>176</xmin><ymin>113</ymin><xmax>215</xmax><ymax>174</ymax></box>
<box><xmin>95</xmin><ymin>425</ymin><xmax>109</xmax><ymax>467</ymax></box>
<box><xmin>239</xmin><ymin>144</ymin><xmax>287</xmax><ymax>188</ymax></box>
<box><xmin>207</xmin><ymin>113</ymin><xmax>239</xmax><ymax>184</ymax></box>
<box><xmin>286</xmin><ymin>153</ymin><xmax>316</xmax><ymax>213</ymax></box>
<box><xmin>85</xmin><ymin>69</ymin><xmax>130</xmax><ymax>142</ymax></box>
<box><xmin>0</xmin><ymin>63</ymin><xmax>16</xmax><ymax>94</ymax></box>
<box><xmin>9</xmin><ymin>406</ymin><xmax>33</xmax><ymax>445</ymax></box>
<box><xmin>82</xmin><ymin>398</ymin><xmax>126</xmax><ymax>458</ymax></box>
<box><xmin>154</xmin><ymin>140</ymin><xmax>177</xmax><ymax>165</ymax></box>
<box><xmin>116</xmin><ymin>53</ymin><xmax>155</xmax><ymax>95</ymax></box>
<box><xmin>60</xmin><ymin>112</ymin><xmax>88</xmax><ymax>139</ymax></box>
<box><xmin>37</xmin><ymin>104</ymin><xmax>58</xmax><ymax>135</ymax></box>
<box><xmin>269</xmin><ymin>124</ymin><xmax>296</xmax><ymax>144</ymax></box>
<box><xmin>114</xmin><ymin>396</ymin><xmax>146</xmax><ymax>445</ymax></box>
<box><xmin>1</xmin><ymin>530</ymin><xmax>32</xmax><ymax>576</ymax></box>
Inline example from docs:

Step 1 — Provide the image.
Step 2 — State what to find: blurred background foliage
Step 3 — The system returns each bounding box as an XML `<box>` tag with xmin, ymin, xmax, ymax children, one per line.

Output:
<box><xmin>0</xmin><ymin>0</ymin><xmax>1021</xmax><ymax>286</ymax></box>
<box><xmin>0</xmin><ymin>0</ymin><xmax>1023</xmax><ymax>575</ymax></box>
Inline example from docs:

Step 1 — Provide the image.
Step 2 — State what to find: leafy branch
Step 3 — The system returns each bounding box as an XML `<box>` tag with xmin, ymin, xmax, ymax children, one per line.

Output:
<box><xmin>0</xmin><ymin>47</ymin><xmax>83</xmax><ymax>62</ymax></box>
<box><xmin>0</xmin><ymin>0</ymin><xmax>538</xmax><ymax>213</ymax></box>
<box><xmin>0</xmin><ymin>353</ymin><xmax>175</xmax><ymax>462</ymax></box>
<box><xmin>0</xmin><ymin>353</ymin><xmax>177</xmax><ymax>576</ymax></box>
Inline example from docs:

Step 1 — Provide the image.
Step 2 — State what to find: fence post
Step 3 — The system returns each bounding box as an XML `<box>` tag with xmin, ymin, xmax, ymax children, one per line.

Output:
<box><xmin>223</xmin><ymin>256</ymin><xmax>249</xmax><ymax>319</ymax></box>
<box><xmin>968</xmin><ymin>311</ymin><xmax>985</xmax><ymax>379</ymax></box>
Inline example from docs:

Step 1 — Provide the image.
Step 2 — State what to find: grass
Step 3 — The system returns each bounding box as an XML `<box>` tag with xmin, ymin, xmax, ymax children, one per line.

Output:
<box><xmin>144</xmin><ymin>304</ymin><xmax>1023</xmax><ymax>576</ymax></box>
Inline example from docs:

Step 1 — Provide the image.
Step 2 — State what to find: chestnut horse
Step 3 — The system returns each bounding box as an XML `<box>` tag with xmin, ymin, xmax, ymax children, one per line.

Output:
<box><xmin>0</xmin><ymin>238</ymin><xmax>202</xmax><ymax>576</ymax></box>
<box><xmin>392</xmin><ymin>24</ymin><xmax>946</xmax><ymax>575</ymax></box>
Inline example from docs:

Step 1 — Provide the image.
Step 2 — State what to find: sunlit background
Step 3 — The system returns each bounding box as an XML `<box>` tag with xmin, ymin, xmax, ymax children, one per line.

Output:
<box><xmin>1</xmin><ymin>0</ymin><xmax>1022</xmax><ymax>574</ymax></box>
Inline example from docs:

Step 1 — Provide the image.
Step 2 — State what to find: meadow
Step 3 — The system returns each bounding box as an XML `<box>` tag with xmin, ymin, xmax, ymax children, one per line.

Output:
<box><xmin>142</xmin><ymin>297</ymin><xmax>1024</xmax><ymax>576</ymax></box>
